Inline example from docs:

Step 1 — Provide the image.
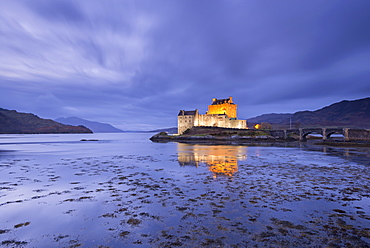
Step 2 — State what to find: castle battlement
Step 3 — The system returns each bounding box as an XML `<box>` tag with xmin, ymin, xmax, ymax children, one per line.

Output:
<box><xmin>207</xmin><ymin>97</ymin><xmax>237</xmax><ymax>118</ymax></box>
<box><xmin>178</xmin><ymin>97</ymin><xmax>247</xmax><ymax>134</ymax></box>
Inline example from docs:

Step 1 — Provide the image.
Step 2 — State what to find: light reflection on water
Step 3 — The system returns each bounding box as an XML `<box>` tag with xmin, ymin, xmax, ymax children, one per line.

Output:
<box><xmin>0</xmin><ymin>133</ymin><xmax>369</xmax><ymax>247</ymax></box>
<box><xmin>177</xmin><ymin>143</ymin><xmax>247</xmax><ymax>177</ymax></box>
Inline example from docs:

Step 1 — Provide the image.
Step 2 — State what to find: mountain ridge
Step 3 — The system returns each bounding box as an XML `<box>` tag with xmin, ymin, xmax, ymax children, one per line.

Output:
<box><xmin>247</xmin><ymin>97</ymin><xmax>370</xmax><ymax>128</ymax></box>
<box><xmin>0</xmin><ymin>108</ymin><xmax>92</xmax><ymax>134</ymax></box>
<box><xmin>55</xmin><ymin>117</ymin><xmax>124</xmax><ymax>133</ymax></box>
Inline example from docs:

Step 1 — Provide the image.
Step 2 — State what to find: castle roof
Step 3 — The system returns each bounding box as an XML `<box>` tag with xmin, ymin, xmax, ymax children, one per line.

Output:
<box><xmin>178</xmin><ymin>110</ymin><xmax>197</xmax><ymax>116</ymax></box>
<box><xmin>211</xmin><ymin>97</ymin><xmax>234</xmax><ymax>105</ymax></box>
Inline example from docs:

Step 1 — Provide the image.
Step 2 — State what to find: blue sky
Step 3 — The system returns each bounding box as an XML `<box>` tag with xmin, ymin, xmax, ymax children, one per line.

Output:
<box><xmin>1</xmin><ymin>0</ymin><xmax>370</xmax><ymax>130</ymax></box>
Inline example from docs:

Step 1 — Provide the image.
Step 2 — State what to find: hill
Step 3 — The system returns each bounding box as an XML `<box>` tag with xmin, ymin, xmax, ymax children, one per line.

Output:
<box><xmin>248</xmin><ymin>97</ymin><xmax>370</xmax><ymax>128</ymax></box>
<box><xmin>55</xmin><ymin>117</ymin><xmax>124</xmax><ymax>133</ymax></box>
<box><xmin>247</xmin><ymin>113</ymin><xmax>293</xmax><ymax>124</ymax></box>
<box><xmin>288</xmin><ymin>97</ymin><xmax>370</xmax><ymax>128</ymax></box>
<box><xmin>0</xmin><ymin>108</ymin><xmax>92</xmax><ymax>134</ymax></box>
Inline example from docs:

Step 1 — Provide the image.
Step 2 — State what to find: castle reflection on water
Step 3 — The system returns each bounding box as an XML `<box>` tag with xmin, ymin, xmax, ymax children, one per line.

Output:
<box><xmin>177</xmin><ymin>143</ymin><xmax>248</xmax><ymax>177</ymax></box>
<box><xmin>177</xmin><ymin>142</ymin><xmax>370</xmax><ymax>177</ymax></box>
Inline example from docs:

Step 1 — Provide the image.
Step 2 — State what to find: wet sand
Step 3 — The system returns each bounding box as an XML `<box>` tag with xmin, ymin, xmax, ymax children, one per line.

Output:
<box><xmin>0</xmin><ymin>133</ymin><xmax>369</xmax><ymax>247</ymax></box>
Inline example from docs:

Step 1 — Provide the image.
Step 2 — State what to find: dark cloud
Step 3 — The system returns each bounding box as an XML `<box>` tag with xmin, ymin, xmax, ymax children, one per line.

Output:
<box><xmin>0</xmin><ymin>0</ymin><xmax>369</xmax><ymax>130</ymax></box>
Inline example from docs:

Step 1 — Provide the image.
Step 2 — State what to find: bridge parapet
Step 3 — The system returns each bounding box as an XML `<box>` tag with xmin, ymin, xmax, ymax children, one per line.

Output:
<box><xmin>268</xmin><ymin>130</ymin><xmax>286</xmax><ymax>139</ymax></box>
<box><xmin>269</xmin><ymin>129</ymin><xmax>300</xmax><ymax>139</ymax></box>
<box><xmin>347</xmin><ymin>128</ymin><xmax>370</xmax><ymax>141</ymax></box>
<box><xmin>268</xmin><ymin>128</ymin><xmax>370</xmax><ymax>142</ymax></box>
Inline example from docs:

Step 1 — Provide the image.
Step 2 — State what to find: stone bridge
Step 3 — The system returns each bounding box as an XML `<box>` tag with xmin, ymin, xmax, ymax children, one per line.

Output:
<box><xmin>269</xmin><ymin>128</ymin><xmax>370</xmax><ymax>142</ymax></box>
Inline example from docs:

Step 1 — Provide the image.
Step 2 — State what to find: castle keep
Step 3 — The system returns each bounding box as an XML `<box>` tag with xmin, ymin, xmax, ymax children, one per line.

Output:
<box><xmin>178</xmin><ymin>97</ymin><xmax>247</xmax><ymax>134</ymax></box>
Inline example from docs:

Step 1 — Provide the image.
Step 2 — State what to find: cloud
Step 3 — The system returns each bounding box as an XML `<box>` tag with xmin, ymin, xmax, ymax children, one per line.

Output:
<box><xmin>0</xmin><ymin>0</ymin><xmax>369</xmax><ymax>130</ymax></box>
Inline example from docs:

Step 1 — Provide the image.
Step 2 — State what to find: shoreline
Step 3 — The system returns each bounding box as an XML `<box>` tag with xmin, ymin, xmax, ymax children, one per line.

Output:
<box><xmin>314</xmin><ymin>141</ymin><xmax>370</xmax><ymax>148</ymax></box>
<box><xmin>150</xmin><ymin>133</ymin><xmax>370</xmax><ymax>148</ymax></box>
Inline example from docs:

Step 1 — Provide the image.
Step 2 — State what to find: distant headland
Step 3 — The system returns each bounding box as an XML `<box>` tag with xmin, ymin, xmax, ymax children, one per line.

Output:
<box><xmin>55</xmin><ymin>117</ymin><xmax>124</xmax><ymax>133</ymax></box>
<box><xmin>0</xmin><ymin>108</ymin><xmax>92</xmax><ymax>134</ymax></box>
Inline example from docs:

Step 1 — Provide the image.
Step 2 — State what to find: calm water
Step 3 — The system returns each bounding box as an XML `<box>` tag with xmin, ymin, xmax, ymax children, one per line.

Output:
<box><xmin>0</xmin><ymin>133</ymin><xmax>369</xmax><ymax>247</ymax></box>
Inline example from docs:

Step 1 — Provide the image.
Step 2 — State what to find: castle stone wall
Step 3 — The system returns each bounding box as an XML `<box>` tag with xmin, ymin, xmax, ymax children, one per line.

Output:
<box><xmin>178</xmin><ymin>114</ymin><xmax>195</xmax><ymax>135</ymax></box>
<box><xmin>195</xmin><ymin>114</ymin><xmax>246</xmax><ymax>129</ymax></box>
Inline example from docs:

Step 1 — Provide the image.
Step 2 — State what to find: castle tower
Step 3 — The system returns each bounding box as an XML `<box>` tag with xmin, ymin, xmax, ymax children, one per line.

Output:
<box><xmin>177</xmin><ymin>109</ymin><xmax>198</xmax><ymax>135</ymax></box>
<box><xmin>206</xmin><ymin>97</ymin><xmax>237</xmax><ymax>118</ymax></box>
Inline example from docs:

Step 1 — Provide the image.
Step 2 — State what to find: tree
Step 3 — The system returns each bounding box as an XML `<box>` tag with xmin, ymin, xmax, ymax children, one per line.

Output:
<box><xmin>260</xmin><ymin>122</ymin><xmax>272</xmax><ymax>130</ymax></box>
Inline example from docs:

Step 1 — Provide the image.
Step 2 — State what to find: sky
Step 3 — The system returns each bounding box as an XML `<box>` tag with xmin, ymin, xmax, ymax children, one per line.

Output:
<box><xmin>1</xmin><ymin>0</ymin><xmax>370</xmax><ymax>131</ymax></box>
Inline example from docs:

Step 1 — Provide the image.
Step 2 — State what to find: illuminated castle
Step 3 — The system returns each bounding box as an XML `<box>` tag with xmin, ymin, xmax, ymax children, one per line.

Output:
<box><xmin>178</xmin><ymin>97</ymin><xmax>247</xmax><ymax>134</ymax></box>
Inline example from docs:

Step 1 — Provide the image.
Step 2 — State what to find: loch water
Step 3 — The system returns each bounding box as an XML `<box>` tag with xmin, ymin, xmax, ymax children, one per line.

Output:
<box><xmin>0</xmin><ymin>133</ymin><xmax>369</xmax><ymax>247</ymax></box>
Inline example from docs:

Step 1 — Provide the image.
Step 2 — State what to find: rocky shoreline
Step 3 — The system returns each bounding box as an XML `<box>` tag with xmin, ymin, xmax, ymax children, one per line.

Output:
<box><xmin>149</xmin><ymin>131</ymin><xmax>295</xmax><ymax>145</ymax></box>
<box><xmin>150</xmin><ymin>131</ymin><xmax>370</xmax><ymax>148</ymax></box>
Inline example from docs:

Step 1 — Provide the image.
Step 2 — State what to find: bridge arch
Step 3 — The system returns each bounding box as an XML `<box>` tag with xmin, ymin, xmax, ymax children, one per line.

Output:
<box><xmin>300</xmin><ymin>128</ymin><xmax>323</xmax><ymax>141</ymax></box>
<box><xmin>303</xmin><ymin>132</ymin><xmax>323</xmax><ymax>141</ymax></box>
<box><xmin>324</xmin><ymin>128</ymin><xmax>346</xmax><ymax>141</ymax></box>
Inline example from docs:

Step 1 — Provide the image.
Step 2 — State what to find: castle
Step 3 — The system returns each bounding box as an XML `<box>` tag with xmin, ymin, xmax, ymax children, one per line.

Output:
<box><xmin>178</xmin><ymin>97</ymin><xmax>247</xmax><ymax>134</ymax></box>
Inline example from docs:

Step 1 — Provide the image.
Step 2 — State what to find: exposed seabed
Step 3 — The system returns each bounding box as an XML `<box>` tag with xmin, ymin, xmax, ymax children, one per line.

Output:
<box><xmin>0</xmin><ymin>134</ymin><xmax>369</xmax><ymax>247</ymax></box>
